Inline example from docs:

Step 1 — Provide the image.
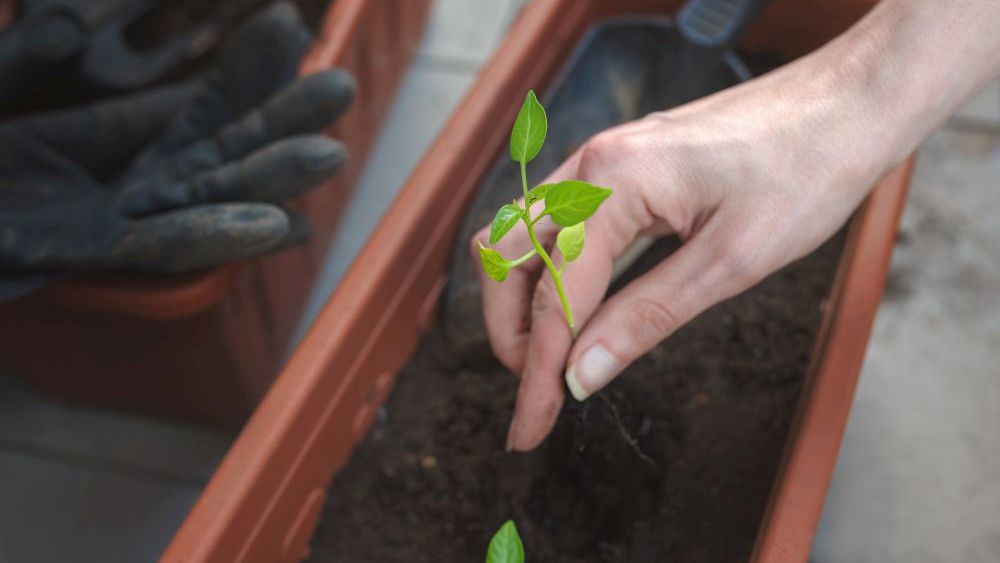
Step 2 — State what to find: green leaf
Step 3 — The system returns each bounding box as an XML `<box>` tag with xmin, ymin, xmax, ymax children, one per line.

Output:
<box><xmin>525</xmin><ymin>183</ymin><xmax>551</xmax><ymax>206</ymax></box>
<box><xmin>478</xmin><ymin>242</ymin><xmax>511</xmax><ymax>282</ymax></box>
<box><xmin>486</xmin><ymin>520</ymin><xmax>525</xmax><ymax>563</ymax></box>
<box><xmin>556</xmin><ymin>222</ymin><xmax>585</xmax><ymax>262</ymax></box>
<box><xmin>490</xmin><ymin>204</ymin><xmax>523</xmax><ymax>244</ymax></box>
<box><xmin>509</xmin><ymin>90</ymin><xmax>547</xmax><ymax>164</ymax></box>
<box><xmin>542</xmin><ymin>180</ymin><xmax>612</xmax><ymax>227</ymax></box>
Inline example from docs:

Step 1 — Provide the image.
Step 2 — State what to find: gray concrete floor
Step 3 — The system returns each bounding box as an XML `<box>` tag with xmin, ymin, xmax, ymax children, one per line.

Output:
<box><xmin>811</xmin><ymin>83</ymin><xmax>1000</xmax><ymax>563</ymax></box>
<box><xmin>0</xmin><ymin>1</ymin><xmax>997</xmax><ymax>561</ymax></box>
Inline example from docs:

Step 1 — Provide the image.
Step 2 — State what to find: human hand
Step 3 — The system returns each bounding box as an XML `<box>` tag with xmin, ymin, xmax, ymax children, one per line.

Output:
<box><xmin>0</xmin><ymin>3</ymin><xmax>354</xmax><ymax>301</ymax></box>
<box><xmin>473</xmin><ymin>46</ymin><xmax>900</xmax><ymax>452</ymax></box>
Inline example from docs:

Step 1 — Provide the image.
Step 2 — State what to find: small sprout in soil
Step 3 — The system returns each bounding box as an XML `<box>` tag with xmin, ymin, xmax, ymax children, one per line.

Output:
<box><xmin>478</xmin><ymin>90</ymin><xmax>612</xmax><ymax>333</ymax></box>
<box><xmin>486</xmin><ymin>520</ymin><xmax>525</xmax><ymax>563</ymax></box>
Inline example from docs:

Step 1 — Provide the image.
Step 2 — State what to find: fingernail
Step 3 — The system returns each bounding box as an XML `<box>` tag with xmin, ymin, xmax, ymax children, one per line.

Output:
<box><xmin>565</xmin><ymin>345</ymin><xmax>620</xmax><ymax>401</ymax></box>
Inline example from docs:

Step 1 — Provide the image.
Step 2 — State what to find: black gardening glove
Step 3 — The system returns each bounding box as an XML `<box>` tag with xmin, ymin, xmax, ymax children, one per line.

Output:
<box><xmin>0</xmin><ymin>3</ymin><xmax>355</xmax><ymax>302</ymax></box>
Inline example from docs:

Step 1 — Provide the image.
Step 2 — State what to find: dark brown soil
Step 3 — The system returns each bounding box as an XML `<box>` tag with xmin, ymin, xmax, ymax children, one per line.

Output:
<box><xmin>310</xmin><ymin>230</ymin><xmax>846</xmax><ymax>563</ymax></box>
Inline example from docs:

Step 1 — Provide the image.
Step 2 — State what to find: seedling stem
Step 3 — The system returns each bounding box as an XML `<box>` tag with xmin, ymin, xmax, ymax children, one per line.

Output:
<box><xmin>478</xmin><ymin>90</ymin><xmax>611</xmax><ymax>336</ymax></box>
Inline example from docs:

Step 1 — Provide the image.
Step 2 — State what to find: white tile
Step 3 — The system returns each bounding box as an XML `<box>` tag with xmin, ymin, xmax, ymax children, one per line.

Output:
<box><xmin>0</xmin><ymin>450</ymin><xmax>200</xmax><ymax>563</ymax></box>
<box><xmin>418</xmin><ymin>0</ymin><xmax>519</xmax><ymax>65</ymax></box>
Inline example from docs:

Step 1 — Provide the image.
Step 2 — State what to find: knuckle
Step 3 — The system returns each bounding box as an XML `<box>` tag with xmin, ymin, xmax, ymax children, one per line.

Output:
<box><xmin>627</xmin><ymin>298</ymin><xmax>682</xmax><ymax>343</ymax></box>
<box><xmin>716</xmin><ymin>235</ymin><xmax>767</xmax><ymax>283</ymax></box>
<box><xmin>578</xmin><ymin>127</ymin><xmax>651</xmax><ymax>186</ymax></box>
<box><xmin>578</xmin><ymin>131</ymin><xmax>620</xmax><ymax>173</ymax></box>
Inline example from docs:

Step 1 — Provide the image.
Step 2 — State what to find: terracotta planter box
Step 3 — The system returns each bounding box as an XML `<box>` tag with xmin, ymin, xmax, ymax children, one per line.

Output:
<box><xmin>0</xmin><ymin>0</ymin><xmax>432</xmax><ymax>426</ymax></box>
<box><xmin>162</xmin><ymin>0</ymin><xmax>912</xmax><ymax>561</ymax></box>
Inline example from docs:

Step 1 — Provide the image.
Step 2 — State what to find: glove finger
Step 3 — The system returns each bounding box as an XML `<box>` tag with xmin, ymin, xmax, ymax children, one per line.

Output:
<box><xmin>197</xmin><ymin>135</ymin><xmax>346</xmax><ymax>203</ymax></box>
<box><xmin>126</xmin><ymin>70</ymin><xmax>354</xmax><ymax>191</ymax></box>
<box><xmin>212</xmin><ymin>69</ymin><xmax>355</xmax><ymax>161</ymax></box>
<box><xmin>150</xmin><ymin>2</ymin><xmax>312</xmax><ymax>153</ymax></box>
<box><xmin>118</xmin><ymin>135</ymin><xmax>346</xmax><ymax>215</ymax></box>
<box><xmin>10</xmin><ymin>83</ymin><xmax>196</xmax><ymax>180</ymax></box>
<box><xmin>114</xmin><ymin>203</ymin><xmax>289</xmax><ymax>272</ymax></box>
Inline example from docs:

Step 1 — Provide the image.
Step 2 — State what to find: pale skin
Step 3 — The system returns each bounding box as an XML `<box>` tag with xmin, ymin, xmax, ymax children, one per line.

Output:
<box><xmin>472</xmin><ymin>0</ymin><xmax>1000</xmax><ymax>452</ymax></box>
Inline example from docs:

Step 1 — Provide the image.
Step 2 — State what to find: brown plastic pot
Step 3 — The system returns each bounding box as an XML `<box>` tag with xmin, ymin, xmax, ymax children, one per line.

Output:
<box><xmin>163</xmin><ymin>0</ymin><xmax>911</xmax><ymax>561</ymax></box>
<box><xmin>0</xmin><ymin>0</ymin><xmax>432</xmax><ymax>426</ymax></box>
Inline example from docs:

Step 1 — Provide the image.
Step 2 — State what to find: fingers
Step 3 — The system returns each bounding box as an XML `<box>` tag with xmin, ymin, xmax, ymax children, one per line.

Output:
<box><xmin>222</xmin><ymin>69</ymin><xmax>355</xmax><ymax>154</ymax></box>
<box><xmin>118</xmin><ymin>135</ymin><xmax>346</xmax><ymax>215</ymax></box>
<box><xmin>152</xmin><ymin>2</ymin><xmax>312</xmax><ymax>152</ymax></box>
<box><xmin>191</xmin><ymin>135</ymin><xmax>346</xmax><ymax>204</ymax></box>
<box><xmin>475</xmin><ymin>150</ymin><xmax>584</xmax><ymax>373</ymax></box>
<box><xmin>505</xmin><ymin>216</ymin><xmax>618</xmax><ymax>451</ymax></box>
<box><xmin>11</xmin><ymin>83</ymin><xmax>195</xmax><ymax>178</ymax></box>
<box><xmin>136</xmin><ymin>70</ymin><xmax>355</xmax><ymax>186</ymax></box>
<box><xmin>507</xmin><ymin>276</ymin><xmax>573</xmax><ymax>451</ymax></box>
<box><xmin>217</xmin><ymin>2</ymin><xmax>311</xmax><ymax>95</ymax></box>
<box><xmin>472</xmin><ymin>215</ymin><xmax>559</xmax><ymax>374</ymax></box>
<box><xmin>565</xmin><ymin>226</ymin><xmax>755</xmax><ymax>401</ymax></box>
<box><xmin>114</xmin><ymin>204</ymin><xmax>290</xmax><ymax>272</ymax></box>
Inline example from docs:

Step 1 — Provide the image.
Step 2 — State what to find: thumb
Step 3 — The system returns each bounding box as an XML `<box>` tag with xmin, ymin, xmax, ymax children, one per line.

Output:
<box><xmin>565</xmin><ymin>227</ymin><xmax>758</xmax><ymax>400</ymax></box>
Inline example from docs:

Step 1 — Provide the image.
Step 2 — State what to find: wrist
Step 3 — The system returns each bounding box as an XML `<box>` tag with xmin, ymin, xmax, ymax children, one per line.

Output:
<box><xmin>805</xmin><ymin>0</ymin><xmax>1000</xmax><ymax>185</ymax></box>
<box><xmin>758</xmin><ymin>39</ymin><xmax>899</xmax><ymax>202</ymax></box>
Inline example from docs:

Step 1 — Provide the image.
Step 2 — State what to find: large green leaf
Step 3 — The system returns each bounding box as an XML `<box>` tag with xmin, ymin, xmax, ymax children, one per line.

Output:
<box><xmin>478</xmin><ymin>243</ymin><xmax>511</xmax><ymax>282</ymax></box>
<box><xmin>556</xmin><ymin>222</ymin><xmax>585</xmax><ymax>262</ymax></box>
<box><xmin>509</xmin><ymin>90</ymin><xmax>547</xmax><ymax>164</ymax></box>
<box><xmin>489</xmin><ymin>204</ymin><xmax>523</xmax><ymax>244</ymax></box>
<box><xmin>542</xmin><ymin>180</ymin><xmax>612</xmax><ymax>226</ymax></box>
<box><xmin>486</xmin><ymin>520</ymin><xmax>525</xmax><ymax>563</ymax></box>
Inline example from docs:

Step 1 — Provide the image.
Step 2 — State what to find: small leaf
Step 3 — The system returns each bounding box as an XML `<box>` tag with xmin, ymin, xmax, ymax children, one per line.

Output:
<box><xmin>542</xmin><ymin>180</ymin><xmax>612</xmax><ymax>226</ymax></box>
<box><xmin>556</xmin><ymin>222</ymin><xmax>585</xmax><ymax>262</ymax></box>
<box><xmin>478</xmin><ymin>242</ymin><xmax>511</xmax><ymax>282</ymax></box>
<box><xmin>525</xmin><ymin>183</ymin><xmax>551</xmax><ymax>206</ymax></box>
<box><xmin>490</xmin><ymin>204</ymin><xmax>523</xmax><ymax>244</ymax></box>
<box><xmin>486</xmin><ymin>520</ymin><xmax>525</xmax><ymax>563</ymax></box>
<box><xmin>509</xmin><ymin>91</ymin><xmax>547</xmax><ymax>164</ymax></box>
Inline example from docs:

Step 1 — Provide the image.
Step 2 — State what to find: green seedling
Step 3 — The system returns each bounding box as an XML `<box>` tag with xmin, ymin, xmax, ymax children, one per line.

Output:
<box><xmin>478</xmin><ymin>91</ymin><xmax>612</xmax><ymax>333</ymax></box>
<box><xmin>486</xmin><ymin>520</ymin><xmax>525</xmax><ymax>563</ymax></box>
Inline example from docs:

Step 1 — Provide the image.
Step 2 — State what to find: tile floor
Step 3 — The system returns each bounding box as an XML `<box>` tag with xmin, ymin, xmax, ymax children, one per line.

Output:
<box><xmin>0</xmin><ymin>1</ymin><xmax>997</xmax><ymax>562</ymax></box>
